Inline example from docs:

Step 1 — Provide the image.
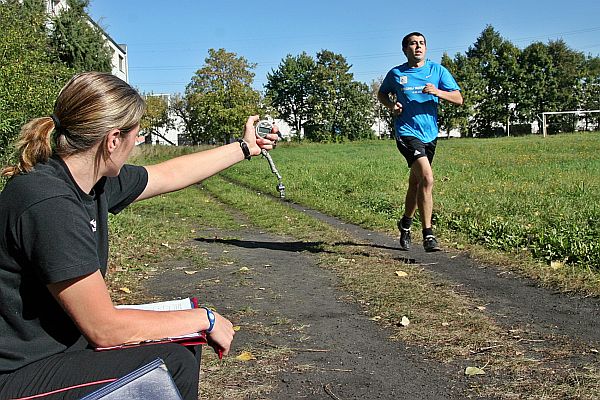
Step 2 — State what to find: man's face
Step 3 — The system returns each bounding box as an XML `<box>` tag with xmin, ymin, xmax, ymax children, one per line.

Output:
<box><xmin>403</xmin><ymin>35</ymin><xmax>427</xmax><ymax>63</ymax></box>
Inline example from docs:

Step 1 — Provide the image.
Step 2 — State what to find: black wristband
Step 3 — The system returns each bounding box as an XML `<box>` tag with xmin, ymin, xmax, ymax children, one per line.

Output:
<box><xmin>237</xmin><ymin>139</ymin><xmax>251</xmax><ymax>160</ymax></box>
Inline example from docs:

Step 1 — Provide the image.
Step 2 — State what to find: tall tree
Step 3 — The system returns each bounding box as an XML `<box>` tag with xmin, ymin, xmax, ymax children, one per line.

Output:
<box><xmin>439</xmin><ymin>53</ymin><xmax>474</xmax><ymax>137</ymax></box>
<box><xmin>0</xmin><ymin>0</ymin><xmax>72</xmax><ymax>163</ymax></box>
<box><xmin>546</xmin><ymin>40</ymin><xmax>586</xmax><ymax>132</ymax></box>
<box><xmin>49</xmin><ymin>0</ymin><xmax>113</xmax><ymax>73</ymax></box>
<box><xmin>547</xmin><ymin>40</ymin><xmax>585</xmax><ymax>111</ymax></box>
<box><xmin>466</xmin><ymin>25</ymin><xmax>519</xmax><ymax>136</ymax></box>
<box><xmin>265</xmin><ymin>53</ymin><xmax>316</xmax><ymax>140</ymax></box>
<box><xmin>185</xmin><ymin>48</ymin><xmax>262</xmax><ymax>144</ymax></box>
<box><xmin>519</xmin><ymin>40</ymin><xmax>587</xmax><ymax>133</ymax></box>
<box><xmin>306</xmin><ymin>50</ymin><xmax>373</xmax><ymax>141</ymax></box>
<box><xmin>519</xmin><ymin>42</ymin><xmax>554</xmax><ymax>123</ymax></box>
<box><xmin>496</xmin><ymin>41</ymin><xmax>522</xmax><ymax>131</ymax></box>
<box><xmin>581</xmin><ymin>56</ymin><xmax>600</xmax><ymax>129</ymax></box>
<box><xmin>335</xmin><ymin>80</ymin><xmax>375</xmax><ymax>141</ymax></box>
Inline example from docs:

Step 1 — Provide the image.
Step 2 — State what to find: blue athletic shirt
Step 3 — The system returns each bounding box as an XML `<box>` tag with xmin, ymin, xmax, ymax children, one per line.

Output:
<box><xmin>379</xmin><ymin>59</ymin><xmax>460</xmax><ymax>143</ymax></box>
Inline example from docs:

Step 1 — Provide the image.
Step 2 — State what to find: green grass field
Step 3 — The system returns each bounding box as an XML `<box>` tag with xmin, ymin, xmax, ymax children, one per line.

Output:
<box><xmin>217</xmin><ymin>133</ymin><xmax>600</xmax><ymax>277</ymax></box>
<box><xmin>3</xmin><ymin>133</ymin><xmax>597</xmax><ymax>285</ymax></box>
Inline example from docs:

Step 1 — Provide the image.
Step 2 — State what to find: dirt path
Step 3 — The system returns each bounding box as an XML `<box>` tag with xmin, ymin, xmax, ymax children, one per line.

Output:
<box><xmin>290</xmin><ymin>204</ymin><xmax>600</xmax><ymax>346</ymax></box>
<box><xmin>143</xmin><ymin>201</ymin><xmax>599</xmax><ymax>399</ymax></box>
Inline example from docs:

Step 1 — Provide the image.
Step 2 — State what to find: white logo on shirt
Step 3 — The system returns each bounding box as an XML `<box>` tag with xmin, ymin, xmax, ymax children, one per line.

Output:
<box><xmin>90</xmin><ymin>219</ymin><xmax>97</xmax><ymax>232</ymax></box>
<box><xmin>400</xmin><ymin>75</ymin><xmax>408</xmax><ymax>84</ymax></box>
<box><xmin>414</xmin><ymin>150</ymin><xmax>421</xmax><ymax>156</ymax></box>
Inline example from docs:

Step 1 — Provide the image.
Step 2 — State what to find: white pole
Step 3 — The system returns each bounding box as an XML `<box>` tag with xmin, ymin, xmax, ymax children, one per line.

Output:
<box><xmin>378</xmin><ymin>106</ymin><xmax>381</xmax><ymax>138</ymax></box>
<box><xmin>542</xmin><ymin>114</ymin><xmax>547</xmax><ymax>137</ymax></box>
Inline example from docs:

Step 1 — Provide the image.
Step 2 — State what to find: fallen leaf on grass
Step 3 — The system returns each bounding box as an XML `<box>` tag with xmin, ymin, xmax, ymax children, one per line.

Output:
<box><xmin>119</xmin><ymin>287</ymin><xmax>131</xmax><ymax>294</ymax></box>
<box><xmin>238</xmin><ymin>267</ymin><xmax>250</xmax><ymax>273</ymax></box>
<box><xmin>590</xmin><ymin>348</ymin><xmax>598</xmax><ymax>354</ymax></box>
<box><xmin>236</xmin><ymin>351</ymin><xmax>256</xmax><ymax>361</ymax></box>
<box><xmin>550</xmin><ymin>260</ymin><xmax>565</xmax><ymax>270</ymax></box>
<box><xmin>161</xmin><ymin>243</ymin><xmax>170</xmax><ymax>248</ymax></box>
<box><xmin>465</xmin><ymin>366</ymin><xmax>485</xmax><ymax>376</ymax></box>
<box><xmin>399</xmin><ymin>316</ymin><xmax>410</xmax><ymax>327</ymax></box>
<box><xmin>395</xmin><ymin>270</ymin><xmax>408</xmax><ymax>277</ymax></box>
<box><xmin>370</xmin><ymin>316</ymin><xmax>382</xmax><ymax>321</ymax></box>
<box><xmin>441</xmin><ymin>322</ymin><xmax>450</xmax><ymax>327</ymax></box>
<box><xmin>233</xmin><ymin>326</ymin><xmax>241</xmax><ymax>332</ymax></box>
<box><xmin>184</xmin><ymin>270</ymin><xmax>197</xmax><ymax>275</ymax></box>
<box><xmin>476</xmin><ymin>306</ymin><xmax>487</xmax><ymax>311</ymax></box>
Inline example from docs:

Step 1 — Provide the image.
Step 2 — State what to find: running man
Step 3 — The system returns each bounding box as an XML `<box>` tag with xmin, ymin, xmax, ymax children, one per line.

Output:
<box><xmin>378</xmin><ymin>32</ymin><xmax>463</xmax><ymax>252</ymax></box>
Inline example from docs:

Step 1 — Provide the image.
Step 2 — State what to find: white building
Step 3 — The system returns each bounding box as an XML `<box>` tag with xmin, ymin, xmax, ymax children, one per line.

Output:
<box><xmin>45</xmin><ymin>0</ymin><xmax>128</xmax><ymax>83</ymax></box>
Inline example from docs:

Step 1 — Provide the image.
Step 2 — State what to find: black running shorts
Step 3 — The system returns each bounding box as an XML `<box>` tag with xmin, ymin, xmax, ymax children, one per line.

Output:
<box><xmin>395</xmin><ymin>136</ymin><xmax>437</xmax><ymax>167</ymax></box>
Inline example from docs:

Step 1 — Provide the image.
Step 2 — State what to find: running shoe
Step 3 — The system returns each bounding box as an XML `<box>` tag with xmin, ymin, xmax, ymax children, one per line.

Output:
<box><xmin>397</xmin><ymin>220</ymin><xmax>411</xmax><ymax>250</ymax></box>
<box><xmin>423</xmin><ymin>235</ymin><xmax>441</xmax><ymax>252</ymax></box>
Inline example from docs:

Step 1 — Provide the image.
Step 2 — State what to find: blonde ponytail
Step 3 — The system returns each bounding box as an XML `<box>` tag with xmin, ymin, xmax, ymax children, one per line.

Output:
<box><xmin>1</xmin><ymin>117</ymin><xmax>55</xmax><ymax>178</ymax></box>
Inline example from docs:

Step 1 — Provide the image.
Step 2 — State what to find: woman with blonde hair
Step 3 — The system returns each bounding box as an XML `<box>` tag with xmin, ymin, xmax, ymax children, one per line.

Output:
<box><xmin>0</xmin><ymin>72</ymin><xmax>278</xmax><ymax>399</ymax></box>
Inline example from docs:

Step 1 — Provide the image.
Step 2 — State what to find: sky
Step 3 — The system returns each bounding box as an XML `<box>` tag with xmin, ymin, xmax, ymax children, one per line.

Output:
<box><xmin>87</xmin><ymin>0</ymin><xmax>600</xmax><ymax>96</ymax></box>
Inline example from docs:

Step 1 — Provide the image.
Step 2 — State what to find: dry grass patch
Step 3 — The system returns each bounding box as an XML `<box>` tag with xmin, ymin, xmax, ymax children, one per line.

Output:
<box><xmin>200</xmin><ymin>344</ymin><xmax>291</xmax><ymax>400</ymax></box>
<box><xmin>319</xmin><ymin>243</ymin><xmax>600</xmax><ymax>399</ymax></box>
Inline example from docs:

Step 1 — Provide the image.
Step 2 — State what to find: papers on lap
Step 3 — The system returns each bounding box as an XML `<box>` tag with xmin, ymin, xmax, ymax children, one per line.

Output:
<box><xmin>116</xmin><ymin>297</ymin><xmax>198</xmax><ymax>312</ymax></box>
<box><xmin>95</xmin><ymin>297</ymin><xmax>207</xmax><ymax>351</ymax></box>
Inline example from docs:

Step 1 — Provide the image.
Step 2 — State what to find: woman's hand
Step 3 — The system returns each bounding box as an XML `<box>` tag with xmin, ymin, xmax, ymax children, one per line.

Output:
<box><xmin>242</xmin><ymin>115</ymin><xmax>280</xmax><ymax>157</ymax></box>
<box><xmin>206</xmin><ymin>310</ymin><xmax>235</xmax><ymax>357</ymax></box>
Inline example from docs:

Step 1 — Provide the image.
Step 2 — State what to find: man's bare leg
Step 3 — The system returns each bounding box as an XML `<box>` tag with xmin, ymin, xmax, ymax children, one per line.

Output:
<box><xmin>411</xmin><ymin>157</ymin><xmax>434</xmax><ymax>229</ymax></box>
<box><xmin>411</xmin><ymin>157</ymin><xmax>440</xmax><ymax>251</ymax></box>
<box><xmin>398</xmin><ymin>170</ymin><xmax>417</xmax><ymax>250</ymax></box>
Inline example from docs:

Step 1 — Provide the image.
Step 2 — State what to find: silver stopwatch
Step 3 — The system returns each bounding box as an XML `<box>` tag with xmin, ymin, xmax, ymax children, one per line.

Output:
<box><xmin>255</xmin><ymin>120</ymin><xmax>272</xmax><ymax>138</ymax></box>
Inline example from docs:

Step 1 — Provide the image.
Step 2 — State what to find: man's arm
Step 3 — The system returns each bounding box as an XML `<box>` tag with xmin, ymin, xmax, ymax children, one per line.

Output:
<box><xmin>377</xmin><ymin>91</ymin><xmax>403</xmax><ymax>116</ymax></box>
<box><xmin>377</xmin><ymin>91</ymin><xmax>394</xmax><ymax>109</ymax></box>
<box><xmin>422</xmin><ymin>84</ymin><xmax>463</xmax><ymax>105</ymax></box>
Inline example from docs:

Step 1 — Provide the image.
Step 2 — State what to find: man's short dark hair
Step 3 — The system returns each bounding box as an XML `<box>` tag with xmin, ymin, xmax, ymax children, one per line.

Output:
<box><xmin>402</xmin><ymin>32</ymin><xmax>426</xmax><ymax>49</ymax></box>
